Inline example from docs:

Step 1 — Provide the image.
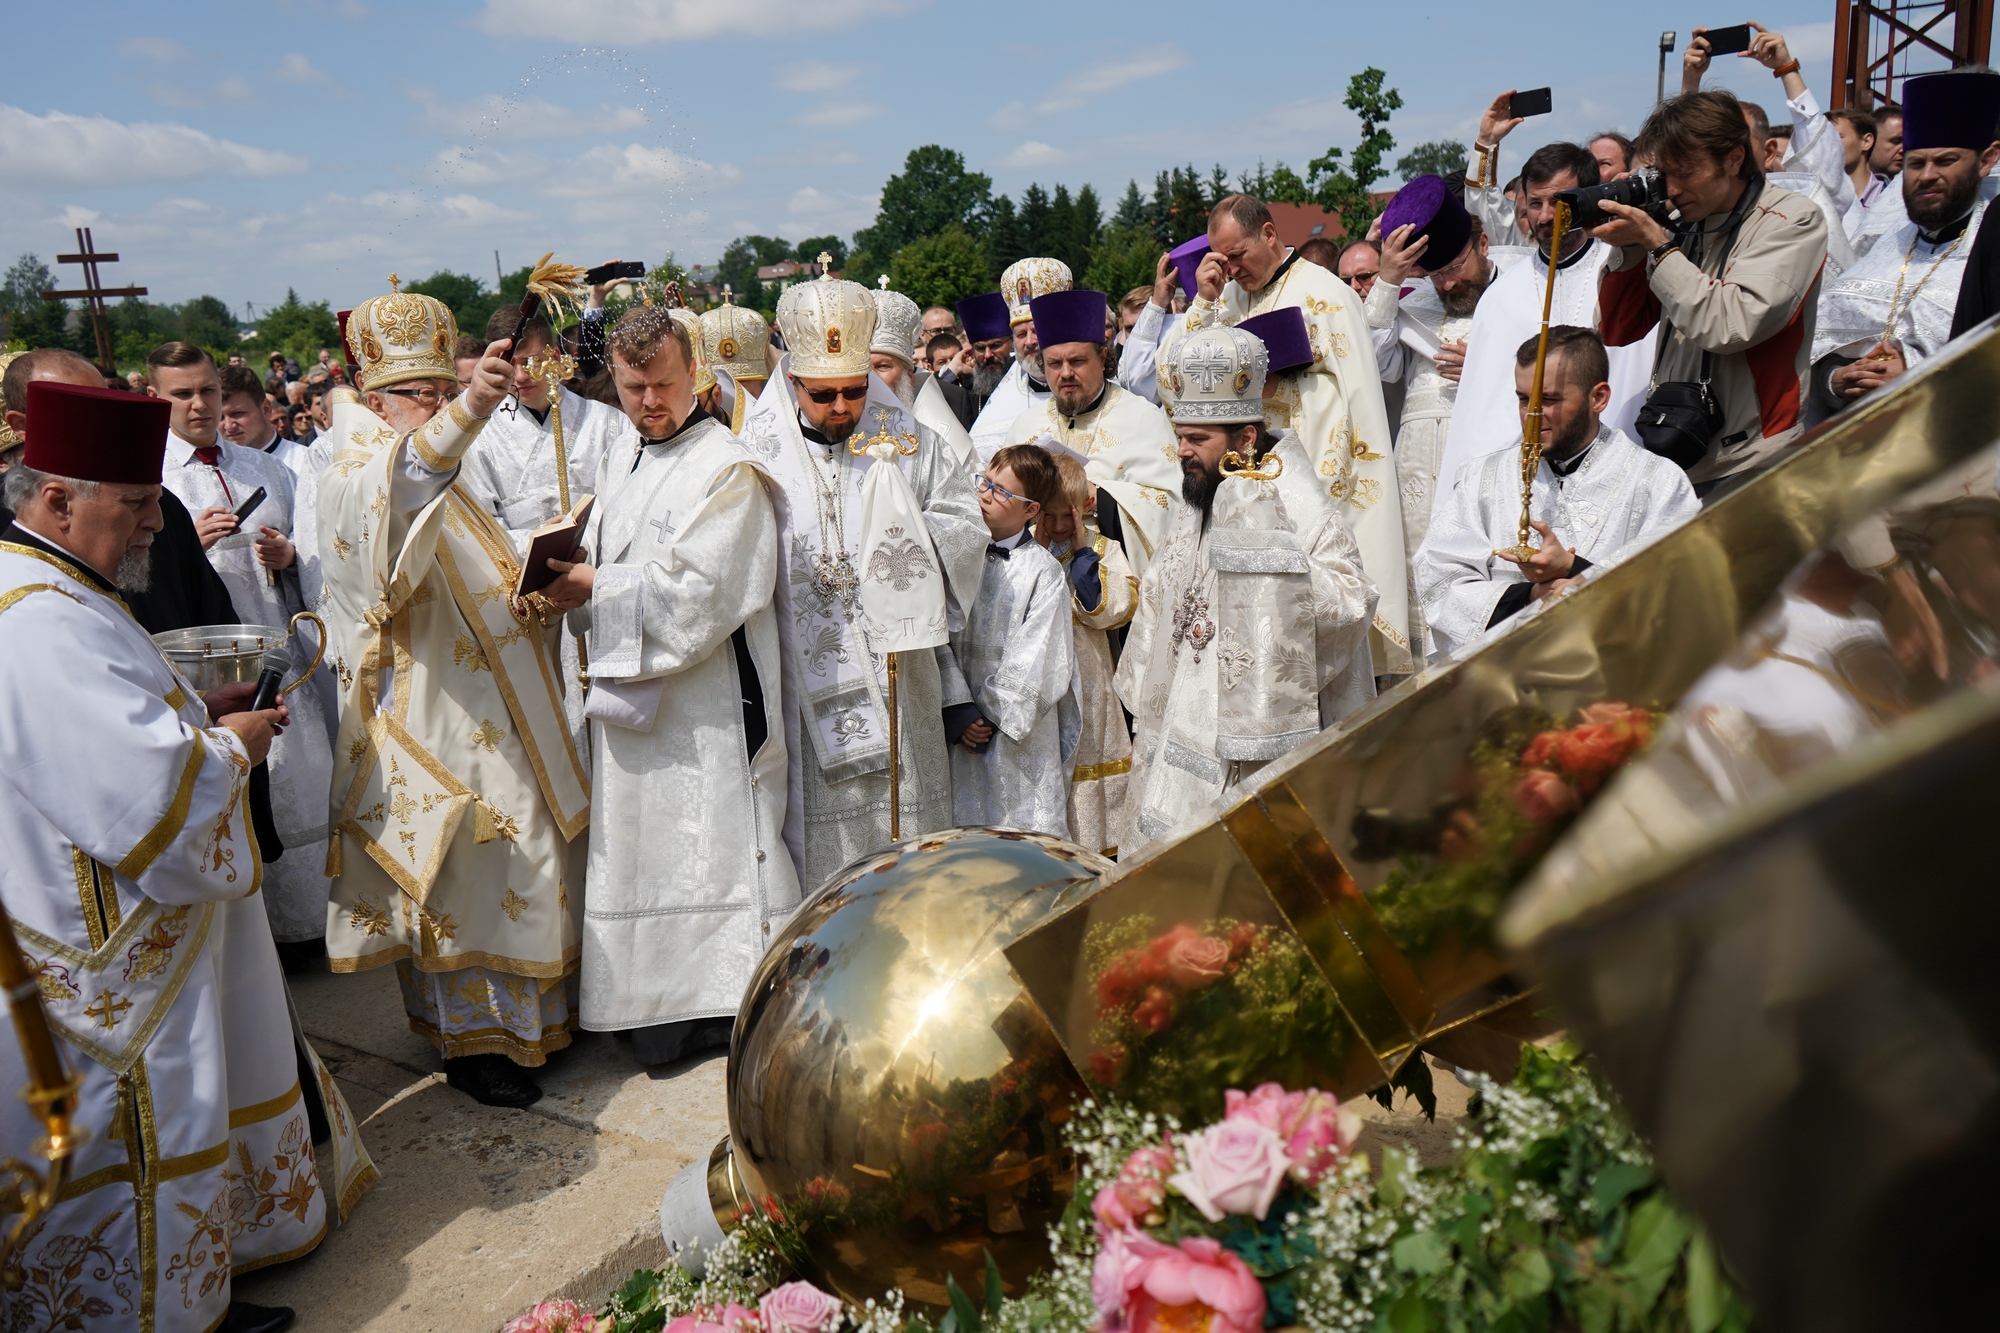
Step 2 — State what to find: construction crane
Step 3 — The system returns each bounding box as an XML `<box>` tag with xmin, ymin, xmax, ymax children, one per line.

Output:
<box><xmin>1832</xmin><ymin>0</ymin><xmax>1994</xmax><ymax>107</ymax></box>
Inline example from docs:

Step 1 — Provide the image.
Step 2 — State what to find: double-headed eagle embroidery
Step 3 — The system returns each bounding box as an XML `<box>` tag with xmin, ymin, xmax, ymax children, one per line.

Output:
<box><xmin>865</xmin><ymin>532</ymin><xmax>935</xmax><ymax>592</ymax></box>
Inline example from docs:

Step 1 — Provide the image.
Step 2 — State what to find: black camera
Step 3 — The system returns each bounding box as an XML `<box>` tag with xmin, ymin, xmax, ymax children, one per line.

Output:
<box><xmin>1555</xmin><ymin>167</ymin><xmax>1672</xmax><ymax>231</ymax></box>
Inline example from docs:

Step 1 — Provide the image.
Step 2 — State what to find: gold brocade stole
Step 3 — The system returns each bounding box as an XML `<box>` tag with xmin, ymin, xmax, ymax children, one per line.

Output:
<box><xmin>18</xmin><ymin>897</ymin><xmax>216</xmax><ymax>1074</ymax></box>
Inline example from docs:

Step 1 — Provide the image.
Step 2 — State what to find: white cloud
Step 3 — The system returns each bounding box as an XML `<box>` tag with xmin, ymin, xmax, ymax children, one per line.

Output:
<box><xmin>406</xmin><ymin>86</ymin><xmax>650</xmax><ymax>141</ymax></box>
<box><xmin>119</xmin><ymin>36</ymin><xmax>194</xmax><ymax>63</ymax></box>
<box><xmin>785</xmin><ymin>185</ymin><xmax>879</xmax><ymax>233</ymax></box>
<box><xmin>427</xmin><ymin>146</ymin><xmax>552</xmax><ymax>187</ymax></box>
<box><xmin>989</xmin><ymin>45</ymin><xmax>1186</xmax><ymax>130</ymax></box>
<box><xmin>794</xmin><ymin>102</ymin><xmax>883</xmax><ymax>129</ymax></box>
<box><xmin>277</xmin><ymin>54</ymin><xmax>345</xmax><ymax>94</ymax></box>
<box><xmin>0</xmin><ymin>104</ymin><xmax>307</xmax><ymax>189</ymax></box>
<box><xmin>999</xmin><ymin>140</ymin><xmax>1070</xmax><ymax>170</ymax></box>
<box><xmin>538</xmin><ymin>142</ymin><xmax>736</xmax><ymax>199</ymax></box>
<box><xmin>439</xmin><ymin>194</ymin><xmax>534</xmax><ymax>225</ymax></box>
<box><xmin>778</xmin><ymin>61</ymin><xmax>856</xmax><ymax>93</ymax></box>
<box><xmin>479</xmin><ymin>0</ymin><xmax>923</xmax><ymax>41</ymax></box>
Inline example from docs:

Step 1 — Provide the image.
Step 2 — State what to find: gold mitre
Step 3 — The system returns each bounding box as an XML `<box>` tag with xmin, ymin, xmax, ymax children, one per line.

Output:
<box><xmin>1001</xmin><ymin>257</ymin><xmax>1072</xmax><ymax>326</ymax></box>
<box><xmin>701</xmin><ymin>293</ymin><xmax>771</xmax><ymax>384</ymax></box>
<box><xmin>776</xmin><ymin>260</ymin><xmax>876</xmax><ymax>379</ymax></box>
<box><xmin>349</xmin><ymin>277</ymin><xmax>457</xmax><ymax>390</ymax></box>
<box><xmin>666</xmin><ymin>307</ymin><xmax>717</xmax><ymax>394</ymax></box>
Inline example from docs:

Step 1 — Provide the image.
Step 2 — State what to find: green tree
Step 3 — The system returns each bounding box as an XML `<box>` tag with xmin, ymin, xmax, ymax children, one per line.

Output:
<box><xmin>1073</xmin><ymin>183</ymin><xmax>1103</xmax><ymax>274</ymax></box>
<box><xmin>1266</xmin><ymin>163</ymin><xmax>1313</xmax><ymax>205</ymax></box>
<box><xmin>794</xmin><ymin>236</ymin><xmax>848</xmax><ymax>269</ymax></box>
<box><xmin>1157</xmin><ymin>166</ymin><xmax>1210</xmax><ymax>244</ymax></box>
<box><xmin>984</xmin><ymin>195</ymin><xmax>1022</xmax><ymax>279</ymax></box>
<box><xmin>1305</xmin><ymin>67</ymin><xmax>1403</xmax><ymax>233</ymax></box>
<box><xmin>716</xmin><ymin>236</ymin><xmax>794</xmax><ymax>309</ymax></box>
<box><xmin>1206</xmin><ymin>163</ymin><xmax>1232</xmax><ymax>205</ymax></box>
<box><xmin>841</xmin><ymin>249</ymin><xmax>887</xmax><ymax>291</ymax></box>
<box><xmin>1397</xmin><ymin>140</ymin><xmax>1469</xmax><ymax>182</ymax></box>
<box><xmin>854</xmin><ymin>146</ymin><xmax>993</xmax><ymax>257</ymax></box>
<box><xmin>887</xmin><ymin>228</ymin><xmax>990</xmax><ymax>310</ymax></box>
<box><xmin>1112</xmin><ymin>180</ymin><xmax>1149</xmax><ymax>231</ymax></box>
<box><xmin>405</xmin><ymin>270</ymin><xmax>496</xmax><ymax>339</ymax></box>
<box><xmin>109</xmin><ymin>298</ymin><xmax>181</xmax><ymax>368</ymax></box>
<box><xmin>1081</xmin><ymin>228</ymin><xmax>1163</xmax><ymax>303</ymax></box>
<box><xmin>1017</xmin><ymin>184</ymin><xmax>1052</xmax><ymax>259</ymax></box>
<box><xmin>254</xmin><ymin>288</ymin><xmax>340</xmax><ymax>365</ymax></box>
<box><xmin>1</xmin><ymin>254</ymin><xmax>53</xmax><ymax>317</ymax></box>
<box><xmin>179</xmin><ymin>295</ymin><xmax>238</xmax><ymax>352</ymax></box>
<box><xmin>1047</xmin><ymin>185</ymin><xmax>1082</xmax><ymax>275</ymax></box>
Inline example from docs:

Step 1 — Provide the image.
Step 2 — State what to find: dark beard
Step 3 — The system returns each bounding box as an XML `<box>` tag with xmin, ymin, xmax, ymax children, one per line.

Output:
<box><xmin>1907</xmin><ymin>169</ymin><xmax>1981</xmax><ymax>231</ymax></box>
<box><xmin>972</xmin><ymin>363</ymin><xmax>1006</xmax><ymax>397</ymax></box>
<box><xmin>1181</xmin><ymin>457</ymin><xmax>1223</xmax><ymax>514</ymax></box>
<box><xmin>1544</xmin><ymin>410</ymin><xmax>1597</xmax><ymax>461</ymax></box>
<box><xmin>1437</xmin><ymin>266</ymin><xmax>1493</xmax><ymax>316</ymax></box>
<box><xmin>116</xmin><ymin>545</ymin><xmax>153</xmax><ymax>594</ymax></box>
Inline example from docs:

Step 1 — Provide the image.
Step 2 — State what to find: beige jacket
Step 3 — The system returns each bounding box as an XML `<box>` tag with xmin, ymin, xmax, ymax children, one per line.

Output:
<box><xmin>1601</xmin><ymin>179</ymin><xmax>1828</xmax><ymax>485</ymax></box>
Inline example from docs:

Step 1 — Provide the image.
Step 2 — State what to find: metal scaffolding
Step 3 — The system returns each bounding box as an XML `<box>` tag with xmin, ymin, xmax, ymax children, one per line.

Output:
<box><xmin>1832</xmin><ymin>0</ymin><xmax>1994</xmax><ymax>108</ymax></box>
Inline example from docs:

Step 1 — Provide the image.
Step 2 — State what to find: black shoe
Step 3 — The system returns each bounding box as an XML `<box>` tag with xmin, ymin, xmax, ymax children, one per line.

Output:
<box><xmin>274</xmin><ymin>938</ymin><xmax>326</xmax><ymax>976</ymax></box>
<box><xmin>443</xmin><ymin>1054</ymin><xmax>543</xmax><ymax>1108</ymax></box>
<box><xmin>221</xmin><ymin>1302</ymin><xmax>296</xmax><ymax>1333</ymax></box>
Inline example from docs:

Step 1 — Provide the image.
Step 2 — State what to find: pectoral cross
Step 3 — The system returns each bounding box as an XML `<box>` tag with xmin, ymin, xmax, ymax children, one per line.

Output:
<box><xmin>649</xmin><ymin>514</ymin><xmax>675</xmax><ymax>543</ymax></box>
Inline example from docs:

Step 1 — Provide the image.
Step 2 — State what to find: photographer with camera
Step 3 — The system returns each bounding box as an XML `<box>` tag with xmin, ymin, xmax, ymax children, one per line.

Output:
<box><xmin>1594</xmin><ymin>89</ymin><xmax>1828</xmax><ymax>499</ymax></box>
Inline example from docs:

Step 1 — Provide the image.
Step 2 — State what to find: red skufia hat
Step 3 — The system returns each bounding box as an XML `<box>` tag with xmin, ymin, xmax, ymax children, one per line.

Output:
<box><xmin>22</xmin><ymin>381</ymin><xmax>171</xmax><ymax>485</ymax></box>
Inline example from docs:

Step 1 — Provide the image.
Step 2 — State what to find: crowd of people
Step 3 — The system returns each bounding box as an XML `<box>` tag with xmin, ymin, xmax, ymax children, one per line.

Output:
<box><xmin>4</xmin><ymin>34</ymin><xmax>2000</xmax><ymax>1333</ymax></box>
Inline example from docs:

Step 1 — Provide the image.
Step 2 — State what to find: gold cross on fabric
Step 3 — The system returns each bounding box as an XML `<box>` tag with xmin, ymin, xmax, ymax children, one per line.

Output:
<box><xmin>84</xmin><ymin>989</ymin><xmax>133</xmax><ymax>1030</ymax></box>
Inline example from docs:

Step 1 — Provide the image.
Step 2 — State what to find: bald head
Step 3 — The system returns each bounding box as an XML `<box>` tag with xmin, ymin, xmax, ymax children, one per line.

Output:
<box><xmin>3</xmin><ymin>350</ymin><xmax>103</xmax><ymax>464</ymax></box>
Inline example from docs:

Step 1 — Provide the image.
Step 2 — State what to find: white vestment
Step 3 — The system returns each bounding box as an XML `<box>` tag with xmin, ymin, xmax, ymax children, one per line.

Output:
<box><xmin>914</xmin><ymin>372</ymin><xmax>977</xmax><ymax>470</ymax></box>
<box><xmin>1165</xmin><ymin>255</ymin><xmax>1412</xmax><ymax>676</ymax></box>
<box><xmin>968</xmin><ymin>359</ymin><xmax>1050</xmax><ymax>462</ymax></box>
<box><xmin>1438</xmin><ymin>240</ymin><xmax>1655</xmax><ymax>520</ymax></box>
<box><xmin>459</xmin><ymin>387</ymin><xmax>634</xmax><ymax>535</ymax></box>
<box><xmin>1116</xmin><ymin>431</ymin><xmax>1377</xmax><ymax>855</ymax></box>
<box><xmin>1813</xmin><ymin>196</ymin><xmax>1990</xmax><ymax>369</ymax></box>
<box><xmin>1002</xmin><ymin>383</ymin><xmax>1183</xmax><ymax>583</ymax></box>
<box><xmin>1767</xmin><ymin>171</ymin><xmax>1859</xmax><ymax>279</ymax></box>
<box><xmin>567</xmin><ymin>414</ymin><xmax>802</xmax><ymax>1031</ymax></box>
<box><xmin>941</xmin><ymin>531</ymin><xmax>1079</xmax><ymax>838</ymax></box>
<box><xmin>160</xmin><ymin>435</ymin><xmax>335</xmax><ymax>944</ymax></box>
<box><xmin>318</xmin><ymin>393</ymin><xmax>591</xmax><ymax>1064</ymax></box>
<box><xmin>1414</xmin><ymin>426</ymin><xmax>1702</xmax><ymax>659</ymax></box>
<box><xmin>0</xmin><ymin>537</ymin><xmax>373</xmax><ymax>1333</ymax></box>
<box><xmin>739</xmin><ymin>367</ymin><xmax>988</xmax><ymax>892</ymax></box>
<box><xmin>1059</xmin><ymin>531</ymin><xmax>1139</xmax><ymax>857</ymax></box>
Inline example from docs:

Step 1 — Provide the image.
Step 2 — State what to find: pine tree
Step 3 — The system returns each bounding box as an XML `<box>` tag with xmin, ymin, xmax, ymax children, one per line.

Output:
<box><xmin>1075</xmin><ymin>183</ymin><xmax>1103</xmax><ymax>258</ymax></box>
<box><xmin>1207</xmin><ymin>164</ymin><xmax>1232</xmax><ymax>205</ymax></box>
<box><xmin>985</xmin><ymin>196</ymin><xmax>1022</xmax><ymax>280</ymax></box>
<box><xmin>1018</xmin><ymin>184</ymin><xmax>1053</xmax><ymax>260</ymax></box>
<box><xmin>1112</xmin><ymin>179</ymin><xmax>1149</xmax><ymax>231</ymax></box>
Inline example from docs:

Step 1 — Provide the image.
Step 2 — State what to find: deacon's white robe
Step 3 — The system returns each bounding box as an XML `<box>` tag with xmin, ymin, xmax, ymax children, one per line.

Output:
<box><xmin>1812</xmin><ymin>195</ymin><xmax>1990</xmax><ymax>378</ymax></box>
<box><xmin>460</xmin><ymin>388</ymin><xmax>633</xmax><ymax>534</ymax></box>
<box><xmin>941</xmin><ymin>531</ymin><xmax>1079</xmax><ymax>838</ymax></box>
<box><xmin>566</xmin><ymin>414</ymin><xmax>801</xmax><ymax>1032</ymax></box>
<box><xmin>914</xmin><ymin>371</ymin><xmax>977</xmax><ymax>470</ymax></box>
<box><xmin>1438</xmin><ymin>240</ymin><xmax>1655</xmax><ymax>519</ymax></box>
<box><xmin>1414</xmin><ymin>425</ymin><xmax>1701</xmax><ymax>659</ymax></box>
<box><xmin>318</xmin><ymin>392</ymin><xmax>591</xmax><ymax>1064</ymax></box>
<box><xmin>740</xmin><ymin>368</ymin><xmax>988</xmax><ymax>893</ymax></box>
<box><xmin>1057</xmin><ymin>530</ymin><xmax>1138</xmax><ymax>857</ymax></box>
<box><xmin>1002</xmin><ymin>383</ymin><xmax>1182</xmax><ymax>583</ymax></box>
<box><xmin>1116</xmin><ymin>430</ymin><xmax>1377</xmax><ymax>856</ymax></box>
<box><xmin>969</xmin><ymin>358</ymin><xmax>1050</xmax><ymax>462</ymax></box>
<box><xmin>0</xmin><ymin>537</ymin><xmax>374</xmax><ymax>1333</ymax></box>
<box><xmin>1165</xmin><ymin>254</ymin><xmax>1413</xmax><ymax>676</ymax></box>
<box><xmin>161</xmin><ymin>434</ymin><xmax>335</xmax><ymax>944</ymax></box>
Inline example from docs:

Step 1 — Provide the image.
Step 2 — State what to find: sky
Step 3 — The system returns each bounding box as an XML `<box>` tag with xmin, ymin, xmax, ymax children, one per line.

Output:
<box><xmin>4</xmin><ymin>0</ymin><xmax>1847</xmax><ymax>319</ymax></box>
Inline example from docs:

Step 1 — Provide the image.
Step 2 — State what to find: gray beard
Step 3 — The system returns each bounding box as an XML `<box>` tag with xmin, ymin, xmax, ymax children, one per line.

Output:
<box><xmin>972</xmin><ymin>364</ymin><xmax>1006</xmax><ymax>398</ymax></box>
<box><xmin>116</xmin><ymin>546</ymin><xmax>153</xmax><ymax>594</ymax></box>
<box><xmin>891</xmin><ymin>375</ymin><xmax>919</xmax><ymax>409</ymax></box>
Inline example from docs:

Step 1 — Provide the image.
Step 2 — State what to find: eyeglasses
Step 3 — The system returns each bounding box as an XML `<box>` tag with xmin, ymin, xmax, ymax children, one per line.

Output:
<box><xmin>383</xmin><ymin>386</ymin><xmax>447</xmax><ymax>407</ymax></box>
<box><xmin>793</xmin><ymin>380</ymin><xmax>869</xmax><ymax>405</ymax></box>
<box><xmin>976</xmin><ymin>475</ymin><xmax>1024</xmax><ymax>504</ymax></box>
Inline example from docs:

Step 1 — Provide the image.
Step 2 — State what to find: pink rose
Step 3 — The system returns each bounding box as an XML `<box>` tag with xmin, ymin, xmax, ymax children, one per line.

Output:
<box><xmin>1126</xmin><ymin>1237</ymin><xmax>1265</xmax><ymax>1333</ymax></box>
<box><xmin>1092</xmin><ymin>1138</ymin><xmax>1176</xmax><ymax>1233</ymax></box>
<box><xmin>760</xmin><ymin>1282</ymin><xmax>842</xmax><ymax>1333</ymax></box>
<box><xmin>503</xmin><ymin>1301</ymin><xmax>609</xmax><ymax>1333</ymax></box>
<box><xmin>1223</xmin><ymin>1084</ymin><xmax>1360</xmax><ymax>1185</ymax></box>
<box><xmin>1167</xmin><ymin>1119</ymin><xmax>1290</xmax><ymax>1221</ymax></box>
<box><xmin>1511</xmin><ymin>768</ymin><xmax>1580</xmax><ymax>825</ymax></box>
<box><xmin>1165</xmin><ymin>934</ymin><xmax>1229</xmax><ymax>989</ymax></box>
<box><xmin>664</xmin><ymin>1304</ymin><xmax>761</xmax><ymax>1333</ymax></box>
<box><xmin>1093</xmin><ymin>1226</ymin><xmax>1176</xmax><ymax>1327</ymax></box>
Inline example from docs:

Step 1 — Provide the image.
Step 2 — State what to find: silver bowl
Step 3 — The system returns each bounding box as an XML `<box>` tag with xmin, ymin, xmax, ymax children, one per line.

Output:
<box><xmin>151</xmin><ymin>614</ymin><xmax>326</xmax><ymax>695</ymax></box>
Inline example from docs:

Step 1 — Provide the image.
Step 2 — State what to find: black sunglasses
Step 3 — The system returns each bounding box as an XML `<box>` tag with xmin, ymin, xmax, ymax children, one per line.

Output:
<box><xmin>793</xmin><ymin>379</ymin><xmax>868</xmax><ymax>406</ymax></box>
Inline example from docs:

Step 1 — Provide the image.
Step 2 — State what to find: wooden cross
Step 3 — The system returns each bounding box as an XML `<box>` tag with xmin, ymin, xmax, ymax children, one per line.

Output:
<box><xmin>41</xmin><ymin>228</ymin><xmax>147</xmax><ymax>375</ymax></box>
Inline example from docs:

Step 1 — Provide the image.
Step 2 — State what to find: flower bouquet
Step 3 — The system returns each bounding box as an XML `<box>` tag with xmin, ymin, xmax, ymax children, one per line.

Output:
<box><xmin>1367</xmin><ymin>702</ymin><xmax>1661</xmax><ymax>994</ymax></box>
<box><xmin>1081</xmin><ymin>917</ymin><xmax>1352</xmax><ymax>1122</ymax></box>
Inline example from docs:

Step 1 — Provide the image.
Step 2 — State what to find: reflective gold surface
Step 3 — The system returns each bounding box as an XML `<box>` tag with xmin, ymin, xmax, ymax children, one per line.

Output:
<box><xmin>726</xmin><ymin>828</ymin><xmax>1107</xmax><ymax>1307</ymax></box>
<box><xmin>1007</xmin><ymin>320</ymin><xmax>2000</xmax><ymax>1115</ymax></box>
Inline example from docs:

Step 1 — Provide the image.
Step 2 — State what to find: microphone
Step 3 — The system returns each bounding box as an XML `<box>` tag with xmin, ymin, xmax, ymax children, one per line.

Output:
<box><xmin>249</xmin><ymin>647</ymin><xmax>291</xmax><ymax>713</ymax></box>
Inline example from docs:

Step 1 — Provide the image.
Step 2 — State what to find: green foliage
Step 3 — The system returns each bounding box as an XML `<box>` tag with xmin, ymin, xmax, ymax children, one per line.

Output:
<box><xmin>1111</xmin><ymin>180</ymin><xmax>1149</xmax><ymax>231</ymax></box>
<box><xmin>1082</xmin><ymin>228</ymin><xmax>1163</xmax><ymax>303</ymax></box>
<box><xmin>887</xmin><ymin>228</ymin><xmax>990</xmax><ymax>311</ymax></box>
<box><xmin>982</xmin><ymin>196</ymin><xmax>1021</xmax><ymax>281</ymax></box>
<box><xmin>842</xmin><ymin>249</ymin><xmax>887</xmax><ymax>293</ymax></box>
<box><xmin>253</xmin><ymin>288</ymin><xmax>341</xmax><ymax>365</ymax></box>
<box><xmin>1398</xmin><ymin>139</ymin><xmax>1470</xmax><ymax>182</ymax></box>
<box><xmin>0</xmin><ymin>254</ymin><xmax>53</xmax><ymax>316</ymax></box>
<box><xmin>795</xmin><ymin>235</ymin><xmax>848</xmax><ymax>269</ymax></box>
<box><xmin>856</xmin><ymin>146</ymin><xmax>994</xmax><ymax>257</ymax></box>
<box><xmin>718</xmin><ymin>235</ymin><xmax>795</xmax><ymax>311</ymax></box>
<box><xmin>404</xmin><ymin>269</ymin><xmax>498</xmax><ymax>341</ymax></box>
<box><xmin>1305</xmin><ymin>67</ymin><xmax>1404</xmax><ymax>233</ymax></box>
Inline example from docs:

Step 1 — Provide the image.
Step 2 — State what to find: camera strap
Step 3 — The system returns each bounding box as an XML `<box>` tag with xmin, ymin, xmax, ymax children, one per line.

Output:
<box><xmin>1648</xmin><ymin>173</ymin><xmax>1763</xmax><ymax>394</ymax></box>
